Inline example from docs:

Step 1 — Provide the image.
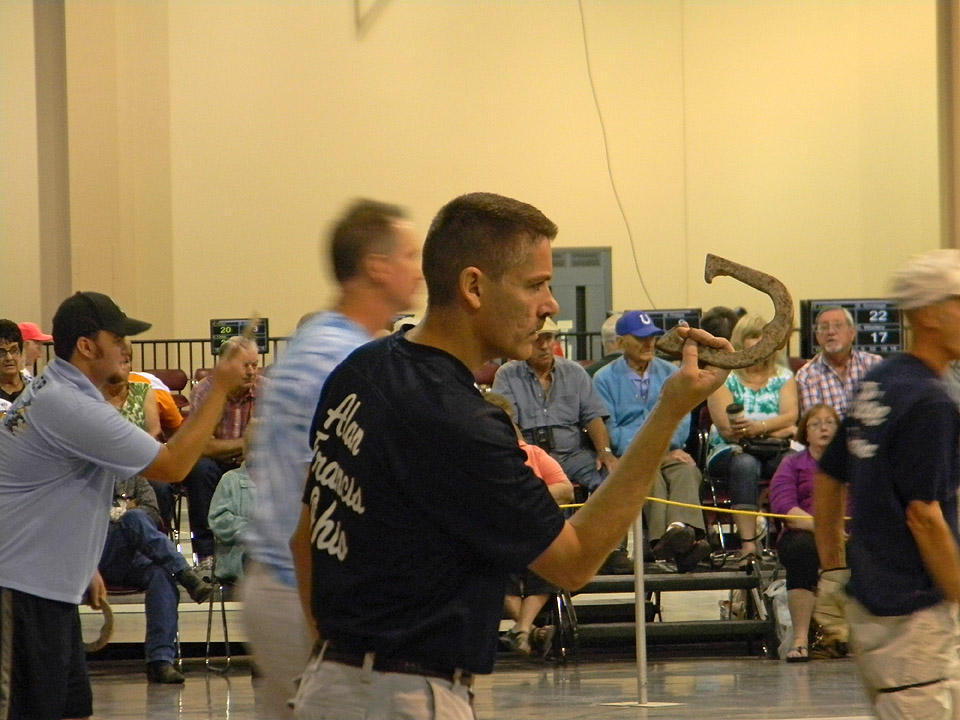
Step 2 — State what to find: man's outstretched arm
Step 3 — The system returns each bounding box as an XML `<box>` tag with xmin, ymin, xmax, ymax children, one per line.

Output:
<box><xmin>530</xmin><ymin>329</ymin><xmax>731</xmax><ymax>589</ymax></box>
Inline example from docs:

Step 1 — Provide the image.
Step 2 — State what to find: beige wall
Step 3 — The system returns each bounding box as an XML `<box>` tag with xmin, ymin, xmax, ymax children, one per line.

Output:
<box><xmin>0</xmin><ymin>1</ymin><xmax>42</xmax><ymax>324</ymax></box>
<box><xmin>0</xmin><ymin>0</ymin><xmax>943</xmax><ymax>341</ymax></box>
<box><xmin>682</xmin><ymin>1</ymin><xmax>940</xmax><ymax>315</ymax></box>
<box><xmin>64</xmin><ymin>2</ymin><xmax>175</xmax><ymax>335</ymax></box>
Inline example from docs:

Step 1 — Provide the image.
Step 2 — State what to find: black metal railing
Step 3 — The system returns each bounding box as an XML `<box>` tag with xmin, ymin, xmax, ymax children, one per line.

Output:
<box><xmin>35</xmin><ymin>331</ymin><xmax>603</xmax><ymax>381</ymax></box>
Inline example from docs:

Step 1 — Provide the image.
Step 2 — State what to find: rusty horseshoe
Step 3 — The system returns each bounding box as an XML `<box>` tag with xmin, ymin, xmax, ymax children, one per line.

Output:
<box><xmin>655</xmin><ymin>254</ymin><xmax>793</xmax><ymax>369</ymax></box>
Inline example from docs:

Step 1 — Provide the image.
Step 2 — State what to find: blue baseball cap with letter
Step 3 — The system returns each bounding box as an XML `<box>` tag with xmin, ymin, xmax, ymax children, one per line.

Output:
<box><xmin>615</xmin><ymin>311</ymin><xmax>663</xmax><ymax>338</ymax></box>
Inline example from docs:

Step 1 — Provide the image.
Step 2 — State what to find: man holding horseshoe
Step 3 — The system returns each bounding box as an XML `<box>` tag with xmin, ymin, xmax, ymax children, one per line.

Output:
<box><xmin>290</xmin><ymin>193</ymin><xmax>734</xmax><ymax>719</ymax></box>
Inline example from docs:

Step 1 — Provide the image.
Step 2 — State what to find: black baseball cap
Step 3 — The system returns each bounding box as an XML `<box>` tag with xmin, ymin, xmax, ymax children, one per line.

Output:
<box><xmin>53</xmin><ymin>291</ymin><xmax>152</xmax><ymax>341</ymax></box>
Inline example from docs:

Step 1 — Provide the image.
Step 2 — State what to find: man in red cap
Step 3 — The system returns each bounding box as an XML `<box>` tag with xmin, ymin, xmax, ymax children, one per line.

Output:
<box><xmin>16</xmin><ymin>321</ymin><xmax>52</xmax><ymax>378</ymax></box>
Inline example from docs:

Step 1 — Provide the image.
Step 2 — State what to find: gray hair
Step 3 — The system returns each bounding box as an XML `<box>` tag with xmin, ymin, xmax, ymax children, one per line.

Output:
<box><xmin>220</xmin><ymin>335</ymin><xmax>258</xmax><ymax>354</ymax></box>
<box><xmin>600</xmin><ymin>313</ymin><xmax>622</xmax><ymax>349</ymax></box>
<box><xmin>815</xmin><ymin>306</ymin><xmax>855</xmax><ymax>327</ymax></box>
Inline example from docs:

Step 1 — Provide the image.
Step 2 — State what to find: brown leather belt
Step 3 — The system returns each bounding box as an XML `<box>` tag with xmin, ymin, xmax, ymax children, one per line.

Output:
<box><xmin>320</xmin><ymin>642</ymin><xmax>475</xmax><ymax>688</ymax></box>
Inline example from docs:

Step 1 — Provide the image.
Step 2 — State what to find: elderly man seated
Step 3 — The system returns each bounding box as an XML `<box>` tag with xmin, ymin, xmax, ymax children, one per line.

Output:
<box><xmin>182</xmin><ymin>336</ymin><xmax>262</xmax><ymax>574</ymax></box>
<box><xmin>593</xmin><ymin>311</ymin><xmax>710</xmax><ymax>572</ymax></box>
<box><xmin>795</xmin><ymin>306</ymin><xmax>881</xmax><ymax>419</ymax></box>
<box><xmin>585</xmin><ymin>313</ymin><xmax>623</xmax><ymax>377</ymax></box>
<box><xmin>493</xmin><ymin>318</ymin><xmax>634</xmax><ymax>574</ymax></box>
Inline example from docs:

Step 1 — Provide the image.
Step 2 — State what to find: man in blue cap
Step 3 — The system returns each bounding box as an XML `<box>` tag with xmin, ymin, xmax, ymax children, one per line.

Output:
<box><xmin>594</xmin><ymin>311</ymin><xmax>709</xmax><ymax>572</ymax></box>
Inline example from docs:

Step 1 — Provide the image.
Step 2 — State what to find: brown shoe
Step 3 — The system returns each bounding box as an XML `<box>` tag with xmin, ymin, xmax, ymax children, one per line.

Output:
<box><xmin>675</xmin><ymin>540</ymin><xmax>712</xmax><ymax>573</ymax></box>
<box><xmin>598</xmin><ymin>549</ymin><xmax>634</xmax><ymax>575</ymax></box>
<box><xmin>176</xmin><ymin>568</ymin><xmax>213</xmax><ymax>604</ymax></box>
<box><xmin>652</xmin><ymin>523</ymin><xmax>695</xmax><ymax>562</ymax></box>
<box><xmin>503</xmin><ymin>628</ymin><xmax>531</xmax><ymax>656</ymax></box>
<box><xmin>147</xmin><ymin>661</ymin><xmax>185</xmax><ymax>684</ymax></box>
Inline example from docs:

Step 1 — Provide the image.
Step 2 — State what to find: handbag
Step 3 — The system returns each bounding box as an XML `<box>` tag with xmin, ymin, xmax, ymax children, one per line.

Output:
<box><xmin>739</xmin><ymin>436</ymin><xmax>790</xmax><ymax>461</ymax></box>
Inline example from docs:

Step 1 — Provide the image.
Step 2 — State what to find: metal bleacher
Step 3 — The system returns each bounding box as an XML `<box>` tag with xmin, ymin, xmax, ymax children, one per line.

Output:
<box><xmin>551</xmin><ymin>555</ymin><xmax>779</xmax><ymax>659</ymax></box>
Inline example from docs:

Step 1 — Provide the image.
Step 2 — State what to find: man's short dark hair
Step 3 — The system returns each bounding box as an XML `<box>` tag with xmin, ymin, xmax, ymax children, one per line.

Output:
<box><xmin>0</xmin><ymin>320</ymin><xmax>23</xmax><ymax>352</ymax></box>
<box><xmin>422</xmin><ymin>192</ymin><xmax>558</xmax><ymax>307</ymax></box>
<box><xmin>329</xmin><ymin>199</ymin><xmax>407</xmax><ymax>283</ymax></box>
<box><xmin>53</xmin><ymin>328</ymin><xmax>95</xmax><ymax>361</ymax></box>
<box><xmin>700</xmin><ymin>306</ymin><xmax>740</xmax><ymax>341</ymax></box>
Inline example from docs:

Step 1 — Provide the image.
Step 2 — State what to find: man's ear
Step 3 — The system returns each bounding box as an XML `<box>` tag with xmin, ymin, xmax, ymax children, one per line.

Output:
<box><xmin>74</xmin><ymin>335</ymin><xmax>97</xmax><ymax>360</ymax></box>
<box><xmin>908</xmin><ymin>305</ymin><xmax>937</xmax><ymax>331</ymax></box>
<box><xmin>458</xmin><ymin>267</ymin><xmax>483</xmax><ymax>311</ymax></box>
<box><xmin>361</xmin><ymin>253</ymin><xmax>390</xmax><ymax>285</ymax></box>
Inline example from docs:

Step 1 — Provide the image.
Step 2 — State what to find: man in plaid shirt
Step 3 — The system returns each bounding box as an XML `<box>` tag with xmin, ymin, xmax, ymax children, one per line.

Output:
<box><xmin>796</xmin><ymin>307</ymin><xmax>881</xmax><ymax>419</ymax></box>
<box><xmin>183</xmin><ymin>336</ymin><xmax>262</xmax><ymax>569</ymax></box>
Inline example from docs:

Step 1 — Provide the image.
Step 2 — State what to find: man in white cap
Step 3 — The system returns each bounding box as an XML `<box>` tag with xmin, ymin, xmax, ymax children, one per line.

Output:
<box><xmin>815</xmin><ymin>249</ymin><xmax>960</xmax><ymax>719</ymax></box>
<box><xmin>0</xmin><ymin>291</ymin><xmax>246</xmax><ymax>718</ymax></box>
<box><xmin>495</xmin><ymin>316</ymin><xmax>632</xmax><ymax>573</ymax></box>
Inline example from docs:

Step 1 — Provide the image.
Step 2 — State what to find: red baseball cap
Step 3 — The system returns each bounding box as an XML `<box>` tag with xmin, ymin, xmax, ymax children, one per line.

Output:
<box><xmin>17</xmin><ymin>322</ymin><xmax>52</xmax><ymax>342</ymax></box>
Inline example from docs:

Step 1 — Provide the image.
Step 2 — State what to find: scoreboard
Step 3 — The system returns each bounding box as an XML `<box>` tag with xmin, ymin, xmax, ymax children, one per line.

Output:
<box><xmin>209</xmin><ymin>318</ymin><xmax>270</xmax><ymax>355</ymax></box>
<box><xmin>799</xmin><ymin>299</ymin><xmax>902</xmax><ymax>358</ymax></box>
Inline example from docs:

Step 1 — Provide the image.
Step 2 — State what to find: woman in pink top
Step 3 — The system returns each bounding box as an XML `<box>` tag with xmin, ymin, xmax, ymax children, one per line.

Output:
<box><xmin>486</xmin><ymin>393</ymin><xmax>573</xmax><ymax>658</ymax></box>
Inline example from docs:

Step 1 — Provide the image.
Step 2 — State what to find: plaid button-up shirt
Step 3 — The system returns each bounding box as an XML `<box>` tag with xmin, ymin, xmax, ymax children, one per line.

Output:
<box><xmin>191</xmin><ymin>374</ymin><xmax>263</xmax><ymax>439</ymax></box>
<box><xmin>796</xmin><ymin>350</ymin><xmax>881</xmax><ymax>419</ymax></box>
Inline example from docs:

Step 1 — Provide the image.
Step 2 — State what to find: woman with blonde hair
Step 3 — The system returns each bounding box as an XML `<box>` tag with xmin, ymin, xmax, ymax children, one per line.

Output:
<box><xmin>706</xmin><ymin>314</ymin><xmax>799</xmax><ymax>558</ymax></box>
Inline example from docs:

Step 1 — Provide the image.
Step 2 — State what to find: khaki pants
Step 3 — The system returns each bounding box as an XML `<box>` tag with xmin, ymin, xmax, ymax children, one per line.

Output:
<box><xmin>293</xmin><ymin>646</ymin><xmax>475</xmax><ymax>720</ymax></box>
<box><xmin>239</xmin><ymin>561</ymin><xmax>314</xmax><ymax>720</ymax></box>
<box><xmin>813</xmin><ymin>568</ymin><xmax>850</xmax><ymax>649</ymax></box>
<box><xmin>643</xmin><ymin>457</ymin><xmax>705</xmax><ymax>540</ymax></box>
<box><xmin>847</xmin><ymin>598</ymin><xmax>960</xmax><ymax>720</ymax></box>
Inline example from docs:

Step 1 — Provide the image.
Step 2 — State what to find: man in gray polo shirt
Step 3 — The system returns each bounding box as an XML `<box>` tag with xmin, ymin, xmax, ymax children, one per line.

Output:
<box><xmin>0</xmin><ymin>292</ymin><xmax>246</xmax><ymax>718</ymax></box>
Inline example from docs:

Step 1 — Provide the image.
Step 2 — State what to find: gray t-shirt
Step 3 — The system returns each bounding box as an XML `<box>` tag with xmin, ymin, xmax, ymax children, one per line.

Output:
<box><xmin>0</xmin><ymin>358</ymin><xmax>160</xmax><ymax>604</ymax></box>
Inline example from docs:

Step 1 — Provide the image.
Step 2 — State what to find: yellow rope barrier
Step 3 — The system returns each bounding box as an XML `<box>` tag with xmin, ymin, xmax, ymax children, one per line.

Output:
<box><xmin>559</xmin><ymin>496</ymin><xmax>851</xmax><ymax>522</ymax></box>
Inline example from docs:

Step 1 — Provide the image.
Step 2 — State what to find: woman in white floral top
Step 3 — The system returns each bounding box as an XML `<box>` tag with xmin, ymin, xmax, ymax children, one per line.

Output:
<box><xmin>706</xmin><ymin>314</ymin><xmax>799</xmax><ymax>557</ymax></box>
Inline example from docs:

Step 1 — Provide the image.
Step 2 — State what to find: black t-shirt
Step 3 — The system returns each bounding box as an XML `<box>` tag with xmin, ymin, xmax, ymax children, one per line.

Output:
<box><xmin>303</xmin><ymin>332</ymin><xmax>565</xmax><ymax>674</ymax></box>
<box><xmin>820</xmin><ymin>353</ymin><xmax>960</xmax><ymax>616</ymax></box>
<box><xmin>0</xmin><ymin>384</ymin><xmax>24</xmax><ymax>403</ymax></box>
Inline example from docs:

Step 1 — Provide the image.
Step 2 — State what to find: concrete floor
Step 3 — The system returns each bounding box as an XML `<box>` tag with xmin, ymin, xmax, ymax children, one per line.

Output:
<box><xmin>89</xmin><ymin>648</ymin><xmax>871</xmax><ymax>720</ymax></box>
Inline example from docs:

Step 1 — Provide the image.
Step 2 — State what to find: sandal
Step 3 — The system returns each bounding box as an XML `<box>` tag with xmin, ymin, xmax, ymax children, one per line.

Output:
<box><xmin>737</xmin><ymin>552</ymin><xmax>758</xmax><ymax>573</ymax></box>
<box><xmin>530</xmin><ymin>625</ymin><xmax>556</xmax><ymax>659</ymax></box>
<box><xmin>785</xmin><ymin>645</ymin><xmax>809</xmax><ymax>663</ymax></box>
<box><xmin>503</xmin><ymin>628</ymin><xmax>531</xmax><ymax>656</ymax></box>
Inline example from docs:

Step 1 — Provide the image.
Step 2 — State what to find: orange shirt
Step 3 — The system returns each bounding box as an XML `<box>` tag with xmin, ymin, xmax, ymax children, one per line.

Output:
<box><xmin>520</xmin><ymin>440</ymin><xmax>567</xmax><ymax>486</ymax></box>
<box><xmin>130</xmin><ymin>372</ymin><xmax>183</xmax><ymax>432</ymax></box>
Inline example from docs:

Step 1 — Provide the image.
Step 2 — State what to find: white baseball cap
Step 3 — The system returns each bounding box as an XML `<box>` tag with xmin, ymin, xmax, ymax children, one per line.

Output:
<box><xmin>890</xmin><ymin>249</ymin><xmax>960</xmax><ymax>310</ymax></box>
